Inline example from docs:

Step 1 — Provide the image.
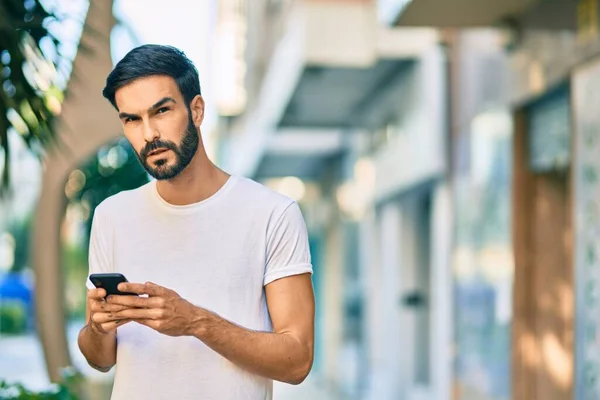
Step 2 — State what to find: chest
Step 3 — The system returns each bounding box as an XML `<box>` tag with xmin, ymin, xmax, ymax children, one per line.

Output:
<box><xmin>108</xmin><ymin>213</ymin><xmax>267</xmax><ymax>313</ymax></box>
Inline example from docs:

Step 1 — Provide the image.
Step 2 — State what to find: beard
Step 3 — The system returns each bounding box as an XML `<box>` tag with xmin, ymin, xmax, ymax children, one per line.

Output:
<box><xmin>137</xmin><ymin>114</ymin><xmax>199</xmax><ymax>180</ymax></box>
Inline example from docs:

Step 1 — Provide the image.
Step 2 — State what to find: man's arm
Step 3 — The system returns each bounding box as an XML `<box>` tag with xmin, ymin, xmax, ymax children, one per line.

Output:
<box><xmin>77</xmin><ymin>207</ymin><xmax>130</xmax><ymax>372</ymax></box>
<box><xmin>77</xmin><ymin>288</ymin><xmax>120</xmax><ymax>372</ymax></box>
<box><xmin>191</xmin><ymin>273</ymin><xmax>314</xmax><ymax>384</ymax></box>
<box><xmin>109</xmin><ymin>274</ymin><xmax>315</xmax><ymax>384</ymax></box>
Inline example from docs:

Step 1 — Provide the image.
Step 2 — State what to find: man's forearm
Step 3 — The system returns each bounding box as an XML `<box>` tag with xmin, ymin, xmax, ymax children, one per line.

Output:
<box><xmin>188</xmin><ymin>308</ymin><xmax>313</xmax><ymax>385</ymax></box>
<box><xmin>77</xmin><ymin>325</ymin><xmax>117</xmax><ymax>372</ymax></box>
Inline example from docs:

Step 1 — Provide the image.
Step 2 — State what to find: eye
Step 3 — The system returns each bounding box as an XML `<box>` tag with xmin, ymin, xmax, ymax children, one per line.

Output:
<box><xmin>157</xmin><ymin>107</ymin><xmax>169</xmax><ymax>114</ymax></box>
<box><xmin>123</xmin><ymin>116</ymin><xmax>138</xmax><ymax>123</ymax></box>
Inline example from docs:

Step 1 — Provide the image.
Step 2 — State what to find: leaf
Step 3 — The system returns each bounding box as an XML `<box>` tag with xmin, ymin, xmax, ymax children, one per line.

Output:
<box><xmin>0</xmin><ymin>0</ymin><xmax>60</xmax><ymax>195</ymax></box>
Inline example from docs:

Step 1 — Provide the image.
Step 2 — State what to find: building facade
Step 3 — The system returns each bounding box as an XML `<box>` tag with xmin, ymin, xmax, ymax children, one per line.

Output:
<box><xmin>215</xmin><ymin>0</ymin><xmax>453</xmax><ymax>399</ymax></box>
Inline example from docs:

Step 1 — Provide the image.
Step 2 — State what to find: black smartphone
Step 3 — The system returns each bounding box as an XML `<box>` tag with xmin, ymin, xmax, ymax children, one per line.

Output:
<box><xmin>89</xmin><ymin>273</ymin><xmax>137</xmax><ymax>297</ymax></box>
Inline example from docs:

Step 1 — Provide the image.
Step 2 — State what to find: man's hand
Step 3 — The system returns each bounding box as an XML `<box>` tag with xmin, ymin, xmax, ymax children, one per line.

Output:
<box><xmin>108</xmin><ymin>276</ymin><xmax>313</xmax><ymax>385</ymax></box>
<box><xmin>87</xmin><ymin>288</ymin><xmax>132</xmax><ymax>334</ymax></box>
<box><xmin>108</xmin><ymin>282</ymin><xmax>199</xmax><ymax>337</ymax></box>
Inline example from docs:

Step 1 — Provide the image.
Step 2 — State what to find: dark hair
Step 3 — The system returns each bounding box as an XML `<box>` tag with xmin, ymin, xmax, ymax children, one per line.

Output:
<box><xmin>102</xmin><ymin>44</ymin><xmax>201</xmax><ymax>109</ymax></box>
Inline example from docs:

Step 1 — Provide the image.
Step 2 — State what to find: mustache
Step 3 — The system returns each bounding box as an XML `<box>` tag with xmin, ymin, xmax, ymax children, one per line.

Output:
<box><xmin>140</xmin><ymin>140</ymin><xmax>178</xmax><ymax>159</ymax></box>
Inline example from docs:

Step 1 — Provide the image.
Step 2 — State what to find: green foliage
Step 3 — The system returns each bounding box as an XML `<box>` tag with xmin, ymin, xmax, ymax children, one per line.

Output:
<box><xmin>62</xmin><ymin>138</ymin><xmax>148</xmax><ymax>319</ymax></box>
<box><xmin>70</xmin><ymin>137</ymin><xmax>149</xmax><ymax>241</ymax></box>
<box><xmin>61</xmin><ymin>242</ymin><xmax>89</xmax><ymax>320</ymax></box>
<box><xmin>0</xmin><ymin>0</ymin><xmax>61</xmax><ymax>194</ymax></box>
<box><xmin>58</xmin><ymin>138</ymin><xmax>148</xmax><ymax>320</ymax></box>
<box><xmin>0</xmin><ymin>367</ymin><xmax>82</xmax><ymax>399</ymax></box>
<box><xmin>0</xmin><ymin>299</ymin><xmax>27</xmax><ymax>334</ymax></box>
<box><xmin>6</xmin><ymin>216</ymin><xmax>32</xmax><ymax>272</ymax></box>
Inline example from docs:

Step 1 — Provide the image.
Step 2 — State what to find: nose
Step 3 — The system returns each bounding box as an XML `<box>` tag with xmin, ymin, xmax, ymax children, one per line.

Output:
<box><xmin>142</xmin><ymin>119</ymin><xmax>159</xmax><ymax>143</ymax></box>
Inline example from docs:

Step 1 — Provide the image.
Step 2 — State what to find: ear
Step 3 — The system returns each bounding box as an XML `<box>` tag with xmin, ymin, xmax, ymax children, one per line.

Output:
<box><xmin>189</xmin><ymin>95</ymin><xmax>205</xmax><ymax>127</ymax></box>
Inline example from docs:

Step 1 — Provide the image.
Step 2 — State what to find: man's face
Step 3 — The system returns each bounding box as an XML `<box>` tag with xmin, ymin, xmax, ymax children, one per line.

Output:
<box><xmin>114</xmin><ymin>75</ymin><xmax>199</xmax><ymax>180</ymax></box>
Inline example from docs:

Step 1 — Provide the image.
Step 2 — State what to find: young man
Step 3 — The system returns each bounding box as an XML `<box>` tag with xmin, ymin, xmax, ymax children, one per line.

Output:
<box><xmin>77</xmin><ymin>44</ymin><xmax>315</xmax><ymax>400</ymax></box>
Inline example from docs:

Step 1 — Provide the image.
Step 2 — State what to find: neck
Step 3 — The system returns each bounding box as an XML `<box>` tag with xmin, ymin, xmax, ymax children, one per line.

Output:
<box><xmin>155</xmin><ymin>146</ymin><xmax>230</xmax><ymax>206</ymax></box>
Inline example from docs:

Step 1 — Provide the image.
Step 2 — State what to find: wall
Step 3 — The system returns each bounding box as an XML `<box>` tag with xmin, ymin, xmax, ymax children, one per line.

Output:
<box><xmin>372</xmin><ymin>44</ymin><xmax>447</xmax><ymax>202</ymax></box>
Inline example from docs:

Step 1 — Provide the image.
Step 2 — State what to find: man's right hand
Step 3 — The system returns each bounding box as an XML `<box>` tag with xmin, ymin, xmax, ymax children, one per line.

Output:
<box><xmin>87</xmin><ymin>288</ymin><xmax>132</xmax><ymax>334</ymax></box>
<box><xmin>79</xmin><ymin>288</ymin><xmax>128</xmax><ymax>372</ymax></box>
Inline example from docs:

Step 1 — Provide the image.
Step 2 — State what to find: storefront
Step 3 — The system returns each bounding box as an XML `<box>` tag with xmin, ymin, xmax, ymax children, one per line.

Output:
<box><xmin>448</xmin><ymin>21</ymin><xmax>600</xmax><ymax>398</ymax></box>
<box><xmin>511</xmin><ymin>83</ymin><xmax>573</xmax><ymax>400</ymax></box>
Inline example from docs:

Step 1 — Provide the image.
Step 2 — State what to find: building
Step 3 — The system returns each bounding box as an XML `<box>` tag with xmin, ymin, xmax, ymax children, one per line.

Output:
<box><xmin>389</xmin><ymin>0</ymin><xmax>600</xmax><ymax>399</ymax></box>
<box><xmin>215</xmin><ymin>0</ymin><xmax>453</xmax><ymax>398</ymax></box>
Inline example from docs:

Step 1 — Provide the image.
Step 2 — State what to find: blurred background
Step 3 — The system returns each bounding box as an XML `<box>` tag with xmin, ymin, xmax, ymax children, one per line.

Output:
<box><xmin>0</xmin><ymin>0</ymin><xmax>599</xmax><ymax>399</ymax></box>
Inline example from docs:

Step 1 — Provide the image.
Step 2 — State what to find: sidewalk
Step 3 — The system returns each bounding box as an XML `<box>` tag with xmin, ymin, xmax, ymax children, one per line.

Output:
<box><xmin>0</xmin><ymin>322</ymin><xmax>342</xmax><ymax>399</ymax></box>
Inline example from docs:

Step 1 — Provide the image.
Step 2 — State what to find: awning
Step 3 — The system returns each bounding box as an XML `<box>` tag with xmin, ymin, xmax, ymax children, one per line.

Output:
<box><xmin>254</xmin><ymin>129</ymin><xmax>345</xmax><ymax>180</ymax></box>
<box><xmin>279</xmin><ymin>59</ymin><xmax>413</xmax><ymax>129</ymax></box>
<box><xmin>394</xmin><ymin>0</ymin><xmax>578</xmax><ymax>30</ymax></box>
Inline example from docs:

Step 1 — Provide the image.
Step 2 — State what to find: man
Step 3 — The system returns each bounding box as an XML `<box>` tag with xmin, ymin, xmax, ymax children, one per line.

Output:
<box><xmin>77</xmin><ymin>44</ymin><xmax>315</xmax><ymax>400</ymax></box>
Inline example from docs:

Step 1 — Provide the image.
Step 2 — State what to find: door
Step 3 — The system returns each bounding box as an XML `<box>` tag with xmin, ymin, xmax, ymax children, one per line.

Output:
<box><xmin>512</xmin><ymin>109</ymin><xmax>574</xmax><ymax>400</ymax></box>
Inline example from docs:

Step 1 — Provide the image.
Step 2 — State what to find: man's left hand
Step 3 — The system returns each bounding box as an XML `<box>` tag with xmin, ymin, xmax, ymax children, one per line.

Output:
<box><xmin>108</xmin><ymin>282</ymin><xmax>201</xmax><ymax>337</ymax></box>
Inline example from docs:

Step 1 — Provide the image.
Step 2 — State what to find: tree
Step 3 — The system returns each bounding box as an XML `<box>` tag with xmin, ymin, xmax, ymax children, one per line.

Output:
<box><xmin>0</xmin><ymin>0</ymin><xmax>61</xmax><ymax>195</ymax></box>
<box><xmin>29</xmin><ymin>0</ymin><xmax>122</xmax><ymax>384</ymax></box>
<box><xmin>2</xmin><ymin>0</ymin><xmax>137</xmax><ymax>387</ymax></box>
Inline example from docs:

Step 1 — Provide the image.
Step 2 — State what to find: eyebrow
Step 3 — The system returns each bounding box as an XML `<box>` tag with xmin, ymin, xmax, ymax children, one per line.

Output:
<box><xmin>118</xmin><ymin>97</ymin><xmax>177</xmax><ymax>120</ymax></box>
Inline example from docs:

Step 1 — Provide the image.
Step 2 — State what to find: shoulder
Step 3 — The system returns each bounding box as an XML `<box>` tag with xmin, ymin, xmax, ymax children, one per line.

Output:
<box><xmin>233</xmin><ymin>176</ymin><xmax>296</xmax><ymax>211</ymax></box>
<box><xmin>231</xmin><ymin>176</ymin><xmax>304</xmax><ymax>227</ymax></box>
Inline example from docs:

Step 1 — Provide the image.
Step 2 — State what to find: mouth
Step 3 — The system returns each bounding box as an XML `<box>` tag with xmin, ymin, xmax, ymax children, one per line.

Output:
<box><xmin>147</xmin><ymin>148</ymin><xmax>169</xmax><ymax>157</ymax></box>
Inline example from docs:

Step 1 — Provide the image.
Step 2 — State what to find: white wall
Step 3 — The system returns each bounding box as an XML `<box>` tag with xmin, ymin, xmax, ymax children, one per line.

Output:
<box><xmin>362</xmin><ymin>41</ymin><xmax>451</xmax><ymax>400</ymax></box>
<box><xmin>303</xmin><ymin>0</ymin><xmax>377</xmax><ymax>67</ymax></box>
<box><xmin>373</xmin><ymin>44</ymin><xmax>447</xmax><ymax>202</ymax></box>
<box><xmin>365</xmin><ymin>201</ymin><xmax>404</xmax><ymax>400</ymax></box>
<box><xmin>363</xmin><ymin>185</ymin><xmax>452</xmax><ymax>400</ymax></box>
<box><xmin>430</xmin><ymin>183</ymin><xmax>453</xmax><ymax>400</ymax></box>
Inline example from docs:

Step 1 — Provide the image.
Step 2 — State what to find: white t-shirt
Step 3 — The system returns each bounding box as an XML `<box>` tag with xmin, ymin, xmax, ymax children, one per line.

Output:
<box><xmin>85</xmin><ymin>175</ymin><xmax>313</xmax><ymax>400</ymax></box>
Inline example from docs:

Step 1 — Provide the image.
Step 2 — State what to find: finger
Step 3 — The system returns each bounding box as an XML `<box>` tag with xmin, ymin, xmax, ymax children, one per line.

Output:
<box><xmin>116</xmin><ymin>282</ymin><xmax>147</xmax><ymax>295</ymax></box>
<box><xmin>118</xmin><ymin>281</ymin><xmax>164</xmax><ymax>296</ymax></box>
<box><xmin>88</xmin><ymin>288</ymin><xmax>107</xmax><ymax>300</ymax></box>
<box><xmin>114</xmin><ymin>308</ymin><xmax>164</xmax><ymax>320</ymax></box>
<box><xmin>107</xmin><ymin>295</ymin><xmax>162</xmax><ymax>308</ymax></box>
<box><xmin>92</xmin><ymin>312</ymin><xmax>116</xmax><ymax>325</ymax></box>
<box><xmin>101</xmin><ymin>319</ymin><xmax>131</xmax><ymax>333</ymax></box>
<box><xmin>143</xmin><ymin>281</ymin><xmax>165</xmax><ymax>296</ymax></box>
<box><xmin>88</xmin><ymin>320</ymin><xmax>109</xmax><ymax>335</ymax></box>
<box><xmin>135</xmin><ymin>319</ymin><xmax>160</xmax><ymax>330</ymax></box>
<box><xmin>92</xmin><ymin>311</ymin><xmax>133</xmax><ymax>324</ymax></box>
<box><xmin>90</xmin><ymin>302</ymin><xmax>130</xmax><ymax>313</ymax></box>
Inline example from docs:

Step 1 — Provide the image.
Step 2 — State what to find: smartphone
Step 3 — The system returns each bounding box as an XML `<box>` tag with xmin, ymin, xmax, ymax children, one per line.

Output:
<box><xmin>89</xmin><ymin>273</ymin><xmax>137</xmax><ymax>297</ymax></box>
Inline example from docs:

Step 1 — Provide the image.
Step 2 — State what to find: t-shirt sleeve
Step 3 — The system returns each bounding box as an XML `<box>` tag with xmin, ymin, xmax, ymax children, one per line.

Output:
<box><xmin>85</xmin><ymin>206</ymin><xmax>112</xmax><ymax>290</ymax></box>
<box><xmin>263</xmin><ymin>201</ymin><xmax>313</xmax><ymax>286</ymax></box>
